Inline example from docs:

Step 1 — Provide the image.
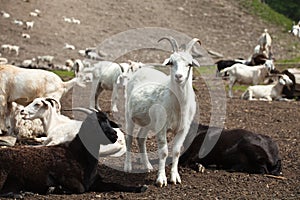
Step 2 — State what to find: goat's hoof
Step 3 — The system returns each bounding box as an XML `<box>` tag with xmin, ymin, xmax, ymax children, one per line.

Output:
<box><xmin>170</xmin><ymin>172</ymin><xmax>181</xmax><ymax>185</ymax></box>
<box><xmin>124</xmin><ymin>165</ymin><xmax>132</xmax><ymax>173</ymax></box>
<box><xmin>156</xmin><ymin>175</ymin><xmax>167</xmax><ymax>187</ymax></box>
<box><xmin>196</xmin><ymin>163</ymin><xmax>205</xmax><ymax>173</ymax></box>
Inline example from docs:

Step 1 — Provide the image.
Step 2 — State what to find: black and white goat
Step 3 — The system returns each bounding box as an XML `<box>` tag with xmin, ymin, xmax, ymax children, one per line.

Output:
<box><xmin>0</xmin><ymin>108</ymin><xmax>147</xmax><ymax>197</ymax></box>
<box><xmin>179</xmin><ymin>123</ymin><xmax>282</xmax><ymax>175</ymax></box>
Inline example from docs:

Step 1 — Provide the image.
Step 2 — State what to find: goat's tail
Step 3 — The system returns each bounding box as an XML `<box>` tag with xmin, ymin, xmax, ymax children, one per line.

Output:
<box><xmin>63</xmin><ymin>77</ymin><xmax>86</xmax><ymax>92</ymax></box>
<box><xmin>219</xmin><ymin>66</ymin><xmax>233</xmax><ymax>75</ymax></box>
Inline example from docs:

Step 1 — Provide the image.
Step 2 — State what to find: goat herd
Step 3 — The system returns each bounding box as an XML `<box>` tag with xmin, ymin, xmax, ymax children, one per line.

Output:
<box><xmin>0</xmin><ymin>33</ymin><xmax>290</xmax><ymax>198</ymax></box>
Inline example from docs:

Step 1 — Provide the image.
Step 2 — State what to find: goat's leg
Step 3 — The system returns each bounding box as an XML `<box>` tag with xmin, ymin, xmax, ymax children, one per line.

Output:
<box><xmin>89</xmin><ymin>79</ymin><xmax>102</xmax><ymax>109</ymax></box>
<box><xmin>94</xmin><ymin>83</ymin><xmax>103</xmax><ymax>110</ymax></box>
<box><xmin>170</xmin><ymin>129</ymin><xmax>189</xmax><ymax>185</ymax></box>
<box><xmin>124</xmin><ymin>115</ymin><xmax>134</xmax><ymax>172</ymax></box>
<box><xmin>0</xmin><ymin>95</ymin><xmax>7</xmax><ymax>134</ymax></box>
<box><xmin>137</xmin><ymin>127</ymin><xmax>153</xmax><ymax>172</ymax></box>
<box><xmin>111</xmin><ymin>84</ymin><xmax>119</xmax><ymax>113</ymax></box>
<box><xmin>228</xmin><ymin>77</ymin><xmax>236</xmax><ymax>98</ymax></box>
<box><xmin>156</xmin><ymin>128</ymin><xmax>168</xmax><ymax>187</ymax></box>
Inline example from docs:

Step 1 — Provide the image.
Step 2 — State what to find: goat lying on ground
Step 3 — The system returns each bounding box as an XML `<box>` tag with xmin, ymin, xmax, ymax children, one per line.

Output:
<box><xmin>124</xmin><ymin>37</ymin><xmax>201</xmax><ymax>187</ymax></box>
<box><xmin>220</xmin><ymin>60</ymin><xmax>275</xmax><ymax>98</ymax></box>
<box><xmin>0</xmin><ymin>108</ymin><xmax>147</xmax><ymax>197</ymax></box>
<box><xmin>0</xmin><ymin>64</ymin><xmax>85</xmax><ymax>134</ymax></box>
<box><xmin>241</xmin><ymin>74</ymin><xmax>293</xmax><ymax>101</ymax></box>
<box><xmin>179</xmin><ymin>123</ymin><xmax>282</xmax><ymax>175</ymax></box>
<box><xmin>21</xmin><ymin>97</ymin><xmax>126</xmax><ymax>157</ymax></box>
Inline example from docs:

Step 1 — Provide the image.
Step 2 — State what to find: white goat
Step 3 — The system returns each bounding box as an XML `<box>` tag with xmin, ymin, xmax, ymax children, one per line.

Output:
<box><xmin>76</xmin><ymin>60</ymin><xmax>142</xmax><ymax>112</ymax></box>
<box><xmin>71</xmin><ymin>17</ymin><xmax>81</xmax><ymax>24</ymax></box>
<box><xmin>13</xmin><ymin>19</ymin><xmax>23</xmax><ymax>26</ymax></box>
<box><xmin>289</xmin><ymin>23</ymin><xmax>300</xmax><ymax>38</ymax></box>
<box><xmin>10</xmin><ymin>45</ymin><xmax>19</xmax><ymax>56</ymax></box>
<box><xmin>21</xmin><ymin>58</ymin><xmax>35</xmax><ymax>67</ymax></box>
<box><xmin>63</xmin><ymin>43</ymin><xmax>75</xmax><ymax>50</ymax></box>
<box><xmin>220</xmin><ymin>60</ymin><xmax>275</xmax><ymax>98</ymax></box>
<box><xmin>0</xmin><ymin>64</ymin><xmax>85</xmax><ymax>134</ymax></box>
<box><xmin>1</xmin><ymin>11</ymin><xmax>10</xmax><ymax>18</ymax></box>
<box><xmin>22</xmin><ymin>33</ymin><xmax>30</xmax><ymax>39</ymax></box>
<box><xmin>241</xmin><ymin>74</ymin><xmax>293</xmax><ymax>101</ymax></box>
<box><xmin>37</xmin><ymin>55</ymin><xmax>54</xmax><ymax>64</ymax></box>
<box><xmin>25</xmin><ymin>21</ymin><xmax>34</xmax><ymax>29</ymax></box>
<box><xmin>258</xmin><ymin>29</ymin><xmax>272</xmax><ymax>58</ymax></box>
<box><xmin>124</xmin><ymin>37</ymin><xmax>201</xmax><ymax>187</ymax></box>
<box><xmin>20</xmin><ymin>97</ymin><xmax>126</xmax><ymax>157</ymax></box>
<box><xmin>29</xmin><ymin>11</ymin><xmax>39</xmax><ymax>17</ymax></box>
<box><xmin>63</xmin><ymin>16</ymin><xmax>72</xmax><ymax>23</ymax></box>
<box><xmin>0</xmin><ymin>57</ymin><xmax>8</xmax><ymax>64</ymax></box>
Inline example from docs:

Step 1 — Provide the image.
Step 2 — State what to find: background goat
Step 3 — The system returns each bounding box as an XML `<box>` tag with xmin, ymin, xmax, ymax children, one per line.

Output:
<box><xmin>179</xmin><ymin>123</ymin><xmax>282</xmax><ymax>175</ymax></box>
<box><xmin>220</xmin><ymin>60</ymin><xmax>275</xmax><ymax>98</ymax></box>
<box><xmin>241</xmin><ymin>74</ymin><xmax>293</xmax><ymax>101</ymax></box>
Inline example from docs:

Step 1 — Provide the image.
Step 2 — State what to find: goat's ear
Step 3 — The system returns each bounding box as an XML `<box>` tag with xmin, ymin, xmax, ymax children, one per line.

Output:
<box><xmin>192</xmin><ymin>59</ymin><xmax>200</xmax><ymax>67</ymax></box>
<box><xmin>162</xmin><ymin>58</ymin><xmax>172</xmax><ymax>66</ymax></box>
<box><xmin>41</xmin><ymin>100</ymin><xmax>49</xmax><ymax>108</ymax></box>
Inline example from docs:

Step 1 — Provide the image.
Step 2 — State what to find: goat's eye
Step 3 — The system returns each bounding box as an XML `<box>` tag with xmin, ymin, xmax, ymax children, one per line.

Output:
<box><xmin>34</xmin><ymin>103</ymin><xmax>40</xmax><ymax>108</ymax></box>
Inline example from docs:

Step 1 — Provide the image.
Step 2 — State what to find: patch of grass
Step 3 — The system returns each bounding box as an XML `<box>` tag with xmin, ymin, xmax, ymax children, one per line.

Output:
<box><xmin>52</xmin><ymin>70</ymin><xmax>75</xmax><ymax>79</ymax></box>
<box><xmin>237</xmin><ymin>0</ymin><xmax>293</xmax><ymax>30</ymax></box>
<box><xmin>277</xmin><ymin>56</ymin><xmax>300</xmax><ymax>64</ymax></box>
<box><xmin>194</xmin><ymin>66</ymin><xmax>216</xmax><ymax>76</ymax></box>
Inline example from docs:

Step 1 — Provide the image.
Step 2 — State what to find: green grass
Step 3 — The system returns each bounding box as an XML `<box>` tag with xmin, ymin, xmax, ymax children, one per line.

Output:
<box><xmin>277</xmin><ymin>56</ymin><xmax>300</xmax><ymax>64</ymax></box>
<box><xmin>237</xmin><ymin>0</ymin><xmax>293</xmax><ymax>30</ymax></box>
<box><xmin>52</xmin><ymin>70</ymin><xmax>75</xmax><ymax>80</ymax></box>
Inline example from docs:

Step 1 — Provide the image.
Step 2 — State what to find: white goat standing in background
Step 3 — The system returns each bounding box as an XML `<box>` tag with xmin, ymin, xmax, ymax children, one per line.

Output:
<box><xmin>124</xmin><ymin>37</ymin><xmax>201</xmax><ymax>187</ymax></box>
<box><xmin>258</xmin><ymin>29</ymin><xmax>272</xmax><ymax>58</ymax></box>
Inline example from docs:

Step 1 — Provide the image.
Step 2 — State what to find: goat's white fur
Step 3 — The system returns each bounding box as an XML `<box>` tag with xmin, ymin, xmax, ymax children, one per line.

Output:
<box><xmin>241</xmin><ymin>74</ymin><xmax>293</xmax><ymax>101</ymax></box>
<box><xmin>124</xmin><ymin>37</ymin><xmax>200</xmax><ymax>187</ymax></box>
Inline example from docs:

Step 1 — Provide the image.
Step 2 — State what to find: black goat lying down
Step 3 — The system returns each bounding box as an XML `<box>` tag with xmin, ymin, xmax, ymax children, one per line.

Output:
<box><xmin>179</xmin><ymin>123</ymin><xmax>282</xmax><ymax>175</ymax></box>
<box><xmin>0</xmin><ymin>108</ymin><xmax>146</xmax><ymax>197</ymax></box>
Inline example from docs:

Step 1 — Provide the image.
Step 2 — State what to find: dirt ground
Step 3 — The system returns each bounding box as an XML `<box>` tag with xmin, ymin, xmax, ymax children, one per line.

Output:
<box><xmin>0</xmin><ymin>0</ymin><xmax>299</xmax><ymax>199</ymax></box>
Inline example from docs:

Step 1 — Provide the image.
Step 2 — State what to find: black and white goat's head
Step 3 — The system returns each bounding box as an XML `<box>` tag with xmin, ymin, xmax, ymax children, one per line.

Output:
<box><xmin>279</xmin><ymin>74</ymin><xmax>293</xmax><ymax>86</ymax></box>
<box><xmin>20</xmin><ymin>97</ymin><xmax>61</xmax><ymax>120</ymax></box>
<box><xmin>158</xmin><ymin>37</ymin><xmax>201</xmax><ymax>85</ymax></box>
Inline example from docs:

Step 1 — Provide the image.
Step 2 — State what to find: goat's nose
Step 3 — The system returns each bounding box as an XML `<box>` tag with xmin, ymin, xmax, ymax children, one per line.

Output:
<box><xmin>175</xmin><ymin>74</ymin><xmax>183</xmax><ymax>79</ymax></box>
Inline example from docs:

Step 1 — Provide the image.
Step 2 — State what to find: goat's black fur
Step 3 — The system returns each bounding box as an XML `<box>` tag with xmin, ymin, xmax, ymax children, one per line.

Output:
<box><xmin>0</xmin><ymin>110</ymin><xmax>147</xmax><ymax>197</ymax></box>
<box><xmin>180</xmin><ymin>123</ymin><xmax>282</xmax><ymax>175</ymax></box>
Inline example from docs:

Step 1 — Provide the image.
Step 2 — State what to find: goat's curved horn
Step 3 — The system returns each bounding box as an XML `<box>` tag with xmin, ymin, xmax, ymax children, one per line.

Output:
<box><xmin>158</xmin><ymin>36</ymin><xmax>179</xmax><ymax>52</ymax></box>
<box><xmin>68</xmin><ymin>107</ymin><xmax>93</xmax><ymax>115</ymax></box>
<box><xmin>185</xmin><ymin>38</ymin><xmax>201</xmax><ymax>53</ymax></box>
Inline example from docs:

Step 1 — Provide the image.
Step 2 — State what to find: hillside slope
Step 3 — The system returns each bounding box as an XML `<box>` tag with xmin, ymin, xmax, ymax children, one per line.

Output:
<box><xmin>0</xmin><ymin>0</ymin><xmax>299</xmax><ymax>66</ymax></box>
